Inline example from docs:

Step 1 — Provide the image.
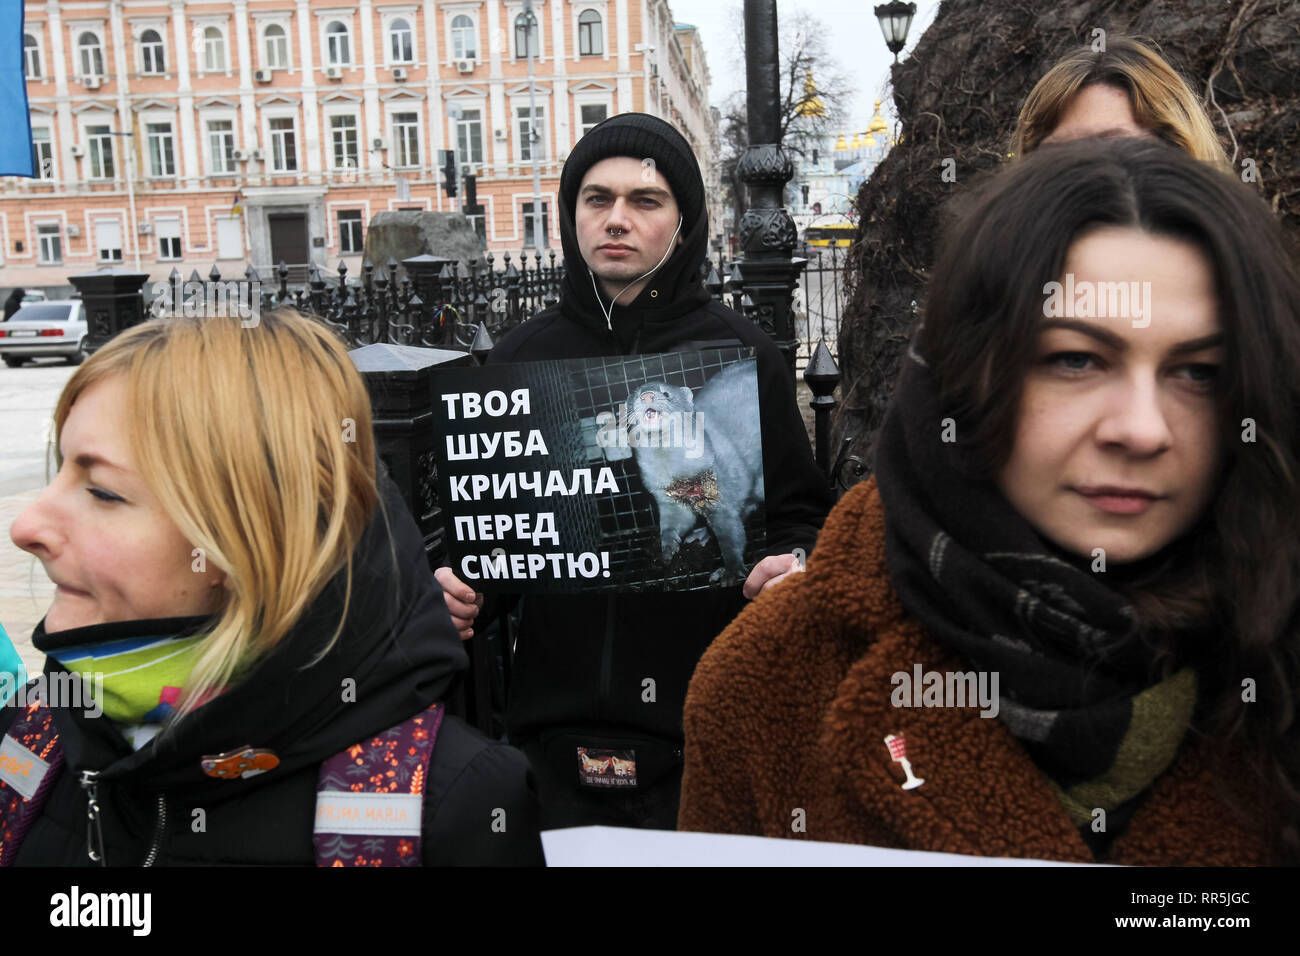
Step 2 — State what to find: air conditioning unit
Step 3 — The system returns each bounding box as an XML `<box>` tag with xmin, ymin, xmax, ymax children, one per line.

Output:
<box><xmin>138</xmin><ymin>222</ymin><xmax>153</xmax><ymax>235</ymax></box>
<box><xmin>233</xmin><ymin>149</ymin><xmax>249</xmax><ymax>161</ymax></box>
<box><xmin>83</xmin><ymin>76</ymin><xmax>102</xmax><ymax>89</ymax></box>
<box><xmin>325</xmin><ymin>66</ymin><xmax>343</xmax><ymax>80</ymax></box>
<box><xmin>70</xmin><ymin>144</ymin><xmax>85</xmax><ymax>157</ymax></box>
<box><xmin>254</xmin><ymin>68</ymin><xmax>271</xmax><ymax>82</ymax></box>
<box><xmin>371</xmin><ymin>137</ymin><xmax>387</xmax><ymax>150</ymax></box>
<box><xmin>67</xmin><ymin>225</ymin><xmax>81</xmax><ymax>237</ymax></box>
<box><xmin>455</xmin><ymin>59</ymin><xmax>474</xmax><ymax>73</ymax></box>
<box><xmin>251</xmin><ymin>148</ymin><xmax>264</xmax><ymax>160</ymax></box>
<box><xmin>493</xmin><ymin>128</ymin><xmax>507</xmax><ymax>141</ymax></box>
<box><xmin>392</xmin><ymin>67</ymin><xmax>408</xmax><ymax>81</ymax></box>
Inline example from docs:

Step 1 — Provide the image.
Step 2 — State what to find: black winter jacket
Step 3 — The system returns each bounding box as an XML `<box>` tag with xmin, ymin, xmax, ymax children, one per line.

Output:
<box><xmin>0</xmin><ymin>470</ymin><xmax>544</xmax><ymax>866</ymax></box>
<box><xmin>490</xmin><ymin>299</ymin><xmax>831</xmax><ymax>746</ymax></box>
<box><xmin>486</xmin><ymin>121</ymin><xmax>832</xmax><ymax>747</ymax></box>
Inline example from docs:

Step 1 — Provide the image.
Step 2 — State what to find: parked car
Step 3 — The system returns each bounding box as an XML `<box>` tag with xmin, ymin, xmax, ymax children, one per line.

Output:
<box><xmin>0</xmin><ymin>300</ymin><xmax>88</xmax><ymax>367</ymax></box>
<box><xmin>21</xmin><ymin>289</ymin><xmax>47</xmax><ymax>303</ymax></box>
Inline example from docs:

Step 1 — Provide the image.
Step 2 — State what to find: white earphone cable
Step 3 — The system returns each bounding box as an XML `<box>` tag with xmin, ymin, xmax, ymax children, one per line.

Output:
<box><xmin>590</xmin><ymin>216</ymin><xmax>684</xmax><ymax>331</ymax></box>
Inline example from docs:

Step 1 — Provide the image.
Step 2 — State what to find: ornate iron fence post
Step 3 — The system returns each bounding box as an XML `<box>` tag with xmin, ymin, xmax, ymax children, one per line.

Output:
<box><xmin>803</xmin><ymin>339</ymin><xmax>842</xmax><ymax>481</ymax></box>
<box><xmin>68</xmin><ymin>267</ymin><xmax>151</xmax><ymax>352</ymax></box>
<box><xmin>737</xmin><ymin>0</ymin><xmax>806</xmax><ymax>378</ymax></box>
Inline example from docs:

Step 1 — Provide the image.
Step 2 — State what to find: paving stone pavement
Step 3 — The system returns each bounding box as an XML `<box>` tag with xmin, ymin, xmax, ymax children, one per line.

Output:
<box><xmin>1</xmin><ymin>359</ymin><xmax>76</xmax><ymax>676</ymax></box>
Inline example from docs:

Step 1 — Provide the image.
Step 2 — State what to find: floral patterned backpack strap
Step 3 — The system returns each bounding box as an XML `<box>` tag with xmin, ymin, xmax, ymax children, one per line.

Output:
<box><xmin>0</xmin><ymin>698</ymin><xmax>66</xmax><ymax>866</ymax></box>
<box><xmin>313</xmin><ymin>702</ymin><xmax>445</xmax><ymax>867</ymax></box>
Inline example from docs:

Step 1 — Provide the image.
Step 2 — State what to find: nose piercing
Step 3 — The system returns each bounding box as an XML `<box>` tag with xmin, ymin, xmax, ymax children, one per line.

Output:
<box><xmin>608</xmin><ymin>226</ymin><xmax>623</xmax><ymax>237</ymax></box>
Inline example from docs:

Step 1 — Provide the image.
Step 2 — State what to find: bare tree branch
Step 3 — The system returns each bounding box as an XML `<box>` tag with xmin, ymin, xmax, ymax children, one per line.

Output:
<box><xmin>718</xmin><ymin>4</ymin><xmax>856</xmax><ymax>225</ymax></box>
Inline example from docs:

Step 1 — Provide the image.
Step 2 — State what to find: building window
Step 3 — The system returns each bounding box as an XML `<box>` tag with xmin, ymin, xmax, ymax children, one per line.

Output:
<box><xmin>140</xmin><ymin>29</ymin><xmax>165</xmax><ymax>73</ymax></box>
<box><xmin>389</xmin><ymin>18</ymin><xmax>413</xmax><ymax>63</ymax></box>
<box><xmin>217</xmin><ymin>218</ymin><xmax>243</xmax><ymax>259</ymax></box>
<box><xmin>514</xmin><ymin>13</ymin><xmax>538</xmax><ymax>59</ymax></box>
<box><xmin>269</xmin><ymin>117</ymin><xmax>297</xmax><ymax>172</ymax></box>
<box><xmin>37</xmin><ymin>225</ymin><xmax>61</xmax><ymax>264</ymax></box>
<box><xmin>326</xmin><ymin>21</ymin><xmax>351</xmax><ymax>66</ymax></box>
<box><xmin>338</xmin><ymin>210</ymin><xmax>363</xmax><ymax>254</ymax></box>
<box><xmin>203</xmin><ymin>26</ymin><xmax>226</xmax><ymax>72</ymax></box>
<box><xmin>451</xmin><ymin>15</ymin><xmax>476</xmax><ymax>59</ymax></box>
<box><xmin>579</xmin><ymin>103</ymin><xmax>607</xmax><ymax>137</ymax></box>
<box><xmin>146</xmin><ymin>123</ymin><xmax>176</xmax><ymax>177</ymax></box>
<box><xmin>517</xmin><ymin>106</ymin><xmax>546</xmax><ymax>162</ymax></box>
<box><xmin>23</xmin><ymin>33</ymin><xmax>40</xmax><ymax>78</ymax></box>
<box><xmin>330</xmin><ymin>115</ymin><xmax>359</xmax><ymax>169</ymax></box>
<box><xmin>87</xmin><ymin>125</ymin><xmax>115</xmax><ymax>179</ymax></box>
<box><xmin>155</xmin><ymin>217</ymin><xmax>182</xmax><ymax>260</ymax></box>
<box><xmin>207</xmin><ymin>119</ymin><xmax>235</xmax><ymax>174</ymax></box>
<box><xmin>455</xmin><ymin>108</ymin><xmax>483</xmax><ymax>168</ymax></box>
<box><xmin>95</xmin><ymin>220</ymin><xmax>123</xmax><ymax>263</ymax></box>
<box><xmin>578</xmin><ymin>10</ymin><xmax>603</xmax><ymax>55</ymax></box>
<box><xmin>522</xmin><ymin>201</ymin><xmax>549</xmax><ymax>248</ymax></box>
<box><xmin>32</xmin><ymin>128</ymin><xmax>54</xmax><ymax>180</ymax></box>
<box><xmin>392</xmin><ymin>112</ymin><xmax>420</xmax><ymax>168</ymax></box>
<box><xmin>264</xmin><ymin>24</ymin><xmax>288</xmax><ymax>68</ymax></box>
<box><xmin>78</xmin><ymin>32</ymin><xmax>104</xmax><ymax>77</ymax></box>
<box><xmin>465</xmin><ymin>213</ymin><xmax>486</xmax><ymax>246</ymax></box>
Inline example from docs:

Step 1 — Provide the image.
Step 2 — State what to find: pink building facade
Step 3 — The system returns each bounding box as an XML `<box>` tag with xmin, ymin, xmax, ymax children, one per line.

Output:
<box><xmin>4</xmin><ymin>0</ymin><xmax>718</xmax><ymax>291</ymax></box>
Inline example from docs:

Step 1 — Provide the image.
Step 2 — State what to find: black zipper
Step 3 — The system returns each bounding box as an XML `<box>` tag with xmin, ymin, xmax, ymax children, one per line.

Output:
<box><xmin>79</xmin><ymin>769</ymin><xmax>107</xmax><ymax>866</ymax></box>
<box><xmin>142</xmin><ymin>793</ymin><xmax>167</xmax><ymax>866</ymax></box>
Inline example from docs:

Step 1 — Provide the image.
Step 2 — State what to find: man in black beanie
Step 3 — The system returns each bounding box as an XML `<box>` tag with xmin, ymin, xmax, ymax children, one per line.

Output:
<box><xmin>436</xmin><ymin>113</ymin><xmax>831</xmax><ymax>830</ymax></box>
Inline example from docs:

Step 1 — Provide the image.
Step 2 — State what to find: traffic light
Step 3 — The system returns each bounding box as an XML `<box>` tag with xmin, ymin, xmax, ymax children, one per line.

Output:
<box><xmin>441</xmin><ymin>149</ymin><xmax>457</xmax><ymax>197</ymax></box>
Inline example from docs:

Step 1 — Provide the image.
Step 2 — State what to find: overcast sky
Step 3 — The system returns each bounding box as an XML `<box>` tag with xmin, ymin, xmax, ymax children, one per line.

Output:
<box><xmin>680</xmin><ymin>0</ymin><xmax>942</xmax><ymax>135</ymax></box>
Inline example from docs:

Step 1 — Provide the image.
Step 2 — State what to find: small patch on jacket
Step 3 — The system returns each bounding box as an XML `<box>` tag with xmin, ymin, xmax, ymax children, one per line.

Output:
<box><xmin>577</xmin><ymin>747</ymin><xmax>637</xmax><ymax>787</ymax></box>
<box><xmin>201</xmin><ymin>746</ymin><xmax>281</xmax><ymax>780</ymax></box>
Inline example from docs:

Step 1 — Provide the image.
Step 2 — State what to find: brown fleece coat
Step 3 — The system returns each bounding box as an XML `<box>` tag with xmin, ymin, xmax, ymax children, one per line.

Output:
<box><xmin>678</xmin><ymin>479</ymin><xmax>1269</xmax><ymax>864</ymax></box>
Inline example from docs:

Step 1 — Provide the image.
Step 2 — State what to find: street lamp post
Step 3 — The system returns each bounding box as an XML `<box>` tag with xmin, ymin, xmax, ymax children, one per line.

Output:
<box><xmin>111</xmin><ymin>130</ymin><xmax>142</xmax><ymax>271</ymax></box>
<box><xmin>736</xmin><ymin>0</ymin><xmax>804</xmax><ymax>376</ymax></box>
<box><xmin>522</xmin><ymin>0</ymin><xmax>546</xmax><ymax>249</ymax></box>
<box><xmin>874</xmin><ymin>2</ymin><xmax>917</xmax><ymax>63</ymax></box>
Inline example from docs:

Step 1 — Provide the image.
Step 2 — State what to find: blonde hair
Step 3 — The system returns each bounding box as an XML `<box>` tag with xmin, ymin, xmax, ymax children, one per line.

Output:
<box><xmin>1011</xmin><ymin>35</ymin><xmax>1230</xmax><ymax>170</ymax></box>
<box><xmin>51</xmin><ymin>308</ymin><xmax>380</xmax><ymax>718</ymax></box>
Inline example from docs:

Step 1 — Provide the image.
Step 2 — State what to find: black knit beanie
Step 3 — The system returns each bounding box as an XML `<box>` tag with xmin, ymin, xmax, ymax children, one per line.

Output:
<box><xmin>559</xmin><ymin>113</ymin><xmax>706</xmax><ymax>229</ymax></box>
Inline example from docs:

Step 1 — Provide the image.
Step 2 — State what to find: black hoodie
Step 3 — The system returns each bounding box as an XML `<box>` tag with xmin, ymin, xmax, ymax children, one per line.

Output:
<box><xmin>487</xmin><ymin>114</ymin><xmax>832</xmax><ymax>752</ymax></box>
<box><xmin>0</xmin><ymin>469</ymin><xmax>544</xmax><ymax>865</ymax></box>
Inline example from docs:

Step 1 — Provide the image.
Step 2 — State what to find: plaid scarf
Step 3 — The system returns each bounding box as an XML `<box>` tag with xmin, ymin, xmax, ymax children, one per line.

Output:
<box><xmin>872</xmin><ymin>342</ymin><xmax>1198</xmax><ymax>840</ymax></box>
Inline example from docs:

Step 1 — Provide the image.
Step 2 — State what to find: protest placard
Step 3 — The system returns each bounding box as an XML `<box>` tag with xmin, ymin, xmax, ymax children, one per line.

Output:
<box><xmin>431</xmin><ymin>348</ymin><xmax>765</xmax><ymax>592</ymax></box>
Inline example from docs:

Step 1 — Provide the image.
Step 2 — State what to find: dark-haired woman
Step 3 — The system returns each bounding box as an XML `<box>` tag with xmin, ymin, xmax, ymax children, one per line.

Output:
<box><xmin>678</xmin><ymin>138</ymin><xmax>1300</xmax><ymax>864</ymax></box>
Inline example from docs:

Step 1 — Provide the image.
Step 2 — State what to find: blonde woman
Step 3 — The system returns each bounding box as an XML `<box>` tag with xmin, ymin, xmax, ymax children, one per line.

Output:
<box><xmin>1011</xmin><ymin>35</ymin><xmax>1229</xmax><ymax>169</ymax></box>
<box><xmin>2</xmin><ymin>309</ymin><xmax>542</xmax><ymax>866</ymax></box>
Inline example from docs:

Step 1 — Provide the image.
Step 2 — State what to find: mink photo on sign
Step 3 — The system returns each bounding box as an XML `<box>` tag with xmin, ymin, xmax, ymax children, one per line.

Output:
<box><xmin>430</xmin><ymin>348</ymin><xmax>766</xmax><ymax>593</ymax></box>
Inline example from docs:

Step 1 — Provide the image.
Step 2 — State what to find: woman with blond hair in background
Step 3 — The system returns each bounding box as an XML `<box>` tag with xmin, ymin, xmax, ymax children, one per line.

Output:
<box><xmin>2</xmin><ymin>308</ymin><xmax>542</xmax><ymax>865</ymax></box>
<box><xmin>1012</xmin><ymin>34</ymin><xmax>1229</xmax><ymax>169</ymax></box>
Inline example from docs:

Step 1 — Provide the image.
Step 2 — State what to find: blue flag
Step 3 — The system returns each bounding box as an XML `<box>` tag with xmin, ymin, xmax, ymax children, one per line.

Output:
<box><xmin>0</xmin><ymin>0</ymin><xmax>34</xmax><ymax>177</ymax></box>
